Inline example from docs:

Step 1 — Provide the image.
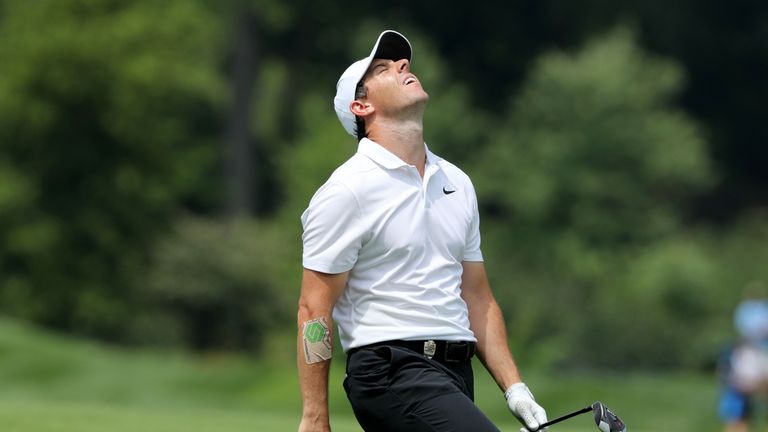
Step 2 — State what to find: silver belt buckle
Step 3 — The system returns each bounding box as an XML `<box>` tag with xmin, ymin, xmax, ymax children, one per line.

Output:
<box><xmin>423</xmin><ymin>340</ymin><xmax>437</xmax><ymax>359</ymax></box>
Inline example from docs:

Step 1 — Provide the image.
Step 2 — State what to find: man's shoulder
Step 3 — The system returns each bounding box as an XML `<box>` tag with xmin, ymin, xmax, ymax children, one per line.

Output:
<box><xmin>435</xmin><ymin>157</ymin><xmax>473</xmax><ymax>185</ymax></box>
<box><xmin>328</xmin><ymin>152</ymin><xmax>378</xmax><ymax>184</ymax></box>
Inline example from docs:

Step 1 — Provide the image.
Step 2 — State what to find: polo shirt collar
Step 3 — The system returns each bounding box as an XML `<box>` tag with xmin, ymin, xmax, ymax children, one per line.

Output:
<box><xmin>358</xmin><ymin>138</ymin><xmax>441</xmax><ymax>170</ymax></box>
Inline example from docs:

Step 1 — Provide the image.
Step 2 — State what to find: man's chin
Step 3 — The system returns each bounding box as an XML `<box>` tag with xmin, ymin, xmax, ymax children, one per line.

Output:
<box><xmin>413</xmin><ymin>92</ymin><xmax>429</xmax><ymax>106</ymax></box>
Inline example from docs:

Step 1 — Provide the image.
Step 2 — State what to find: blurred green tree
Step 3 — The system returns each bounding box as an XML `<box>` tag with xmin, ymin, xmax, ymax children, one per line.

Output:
<box><xmin>134</xmin><ymin>216</ymin><xmax>295</xmax><ymax>351</ymax></box>
<box><xmin>475</xmin><ymin>27</ymin><xmax>715</xmax><ymax>368</ymax></box>
<box><xmin>479</xmin><ymin>26</ymin><xmax>712</xmax><ymax>247</ymax></box>
<box><xmin>0</xmin><ymin>0</ymin><xmax>226</xmax><ymax>339</ymax></box>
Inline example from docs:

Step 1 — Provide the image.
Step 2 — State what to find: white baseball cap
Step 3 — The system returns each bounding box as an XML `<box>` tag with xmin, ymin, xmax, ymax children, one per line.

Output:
<box><xmin>333</xmin><ymin>30</ymin><xmax>413</xmax><ymax>138</ymax></box>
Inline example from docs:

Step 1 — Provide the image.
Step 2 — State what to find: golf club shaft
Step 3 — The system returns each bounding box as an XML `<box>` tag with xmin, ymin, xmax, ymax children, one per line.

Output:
<box><xmin>535</xmin><ymin>405</ymin><xmax>592</xmax><ymax>430</ymax></box>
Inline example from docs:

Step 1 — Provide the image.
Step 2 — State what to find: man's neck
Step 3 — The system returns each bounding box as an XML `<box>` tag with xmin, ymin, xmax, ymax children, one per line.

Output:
<box><xmin>368</xmin><ymin>118</ymin><xmax>426</xmax><ymax>176</ymax></box>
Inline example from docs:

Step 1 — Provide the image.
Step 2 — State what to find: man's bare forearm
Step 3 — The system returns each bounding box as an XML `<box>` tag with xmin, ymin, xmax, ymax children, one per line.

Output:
<box><xmin>470</xmin><ymin>297</ymin><xmax>522</xmax><ymax>391</ymax></box>
<box><xmin>297</xmin><ymin>311</ymin><xmax>333</xmax><ymax>429</ymax></box>
<box><xmin>461</xmin><ymin>262</ymin><xmax>522</xmax><ymax>392</ymax></box>
<box><xmin>297</xmin><ymin>269</ymin><xmax>348</xmax><ymax>432</ymax></box>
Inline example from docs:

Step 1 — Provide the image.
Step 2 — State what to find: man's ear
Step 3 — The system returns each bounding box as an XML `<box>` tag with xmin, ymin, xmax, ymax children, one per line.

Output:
<box><xmin>350</xmin><ymin>100</ymin><xmax>374</xmax><ymax>117</ymax></box>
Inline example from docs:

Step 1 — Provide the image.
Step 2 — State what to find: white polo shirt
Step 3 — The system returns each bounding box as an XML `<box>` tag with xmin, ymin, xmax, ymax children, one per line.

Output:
<box><xmin>301</xmin><ymin>138</ymin><xmax>482</xmax><ymax>351</ymax></box>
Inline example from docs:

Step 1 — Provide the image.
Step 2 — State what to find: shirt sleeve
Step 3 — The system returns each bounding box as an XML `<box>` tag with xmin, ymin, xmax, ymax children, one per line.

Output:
<box><xmin>462</xmin><ymin>178</ymin><xmax>484</xmax><ymax>262</ymax></box>
<box><xmin>301</xmin><ymin>181</ymin><xmax>364</xmax><ymax>273</ymax></box>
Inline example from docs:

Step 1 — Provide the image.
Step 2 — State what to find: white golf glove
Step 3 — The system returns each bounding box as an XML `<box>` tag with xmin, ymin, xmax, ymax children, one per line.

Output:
<box><xmin>505</xmin><ymin>382</ymin><xmax>547</xmax><ymax>431</ymax></box>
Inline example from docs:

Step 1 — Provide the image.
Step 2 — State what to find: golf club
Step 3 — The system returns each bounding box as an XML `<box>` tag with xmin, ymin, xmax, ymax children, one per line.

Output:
<box><xmin>526</xmin><ymin>401</ymin><xmax>626</xmax><ymax>432</ymax></box>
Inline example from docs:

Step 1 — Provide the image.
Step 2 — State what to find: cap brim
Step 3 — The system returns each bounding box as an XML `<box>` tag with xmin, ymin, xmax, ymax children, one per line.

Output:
<box><xmin>371</xmin><ymin>30</ymin><xmax>412</xmax><ymax>63</ymax></box>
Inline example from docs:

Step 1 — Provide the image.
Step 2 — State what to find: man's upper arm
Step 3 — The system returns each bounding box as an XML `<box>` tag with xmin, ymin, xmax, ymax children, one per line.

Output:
<box><xmin>299</xmin><ymin>268</ymin><xmax>348</xmax><ymax>315</ymax></box>
<box><xmin>298</xmin><ymin>269</ymin><xmax>347</xmax><ymax>364</ymax></box>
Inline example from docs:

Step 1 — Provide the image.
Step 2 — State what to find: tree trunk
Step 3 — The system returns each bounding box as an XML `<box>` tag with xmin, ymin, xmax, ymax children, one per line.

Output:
<box><xmin>224</xmin><ymin>10</ymin><xmax>257</xmax><ymax>216</ymax></box>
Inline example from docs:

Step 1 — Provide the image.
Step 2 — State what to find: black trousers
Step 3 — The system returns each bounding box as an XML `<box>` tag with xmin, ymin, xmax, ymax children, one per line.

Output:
<box><xmin>343</xmin><ymin>344</ymin><xmax>500</xmax><ymax>432</ymax></box>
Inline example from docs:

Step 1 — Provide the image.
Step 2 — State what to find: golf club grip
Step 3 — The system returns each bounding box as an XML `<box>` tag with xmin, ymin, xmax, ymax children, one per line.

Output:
<box><xmin>535</xmin><ymin>406</ymin><xmax>592</xmax><ymax>430</ymax></box>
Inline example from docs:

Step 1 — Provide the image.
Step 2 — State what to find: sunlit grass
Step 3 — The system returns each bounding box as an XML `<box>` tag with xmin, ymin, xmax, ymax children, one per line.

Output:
<box><xmin>0</xmin><ymin>317</ymin><xmax>722</xmax><ymax>431</ymax></box>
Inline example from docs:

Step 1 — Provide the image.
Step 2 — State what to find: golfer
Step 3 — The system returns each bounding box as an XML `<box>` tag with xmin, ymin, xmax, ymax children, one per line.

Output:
<box><xmin>297</xmin><ymin>30</ymin><xmax>547</xmax><ymax>432</ymax></box>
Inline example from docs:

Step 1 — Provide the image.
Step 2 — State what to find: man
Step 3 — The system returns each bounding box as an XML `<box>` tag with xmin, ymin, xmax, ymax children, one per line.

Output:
<box><xmin>297</xmin><ymin>30</ymin><xmax>547</xmax><ymax>432</ymax></box>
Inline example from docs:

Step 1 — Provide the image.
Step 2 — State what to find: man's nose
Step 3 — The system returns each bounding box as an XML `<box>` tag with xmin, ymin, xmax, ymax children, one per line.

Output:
<box><xmin>396</xmin><ymin>58</ymin><xmax>410</xmax><ymax>72</ymax></box>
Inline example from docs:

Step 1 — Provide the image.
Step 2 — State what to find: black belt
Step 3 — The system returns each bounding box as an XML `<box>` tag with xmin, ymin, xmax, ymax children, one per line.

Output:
<box><xmin>349</xmin><ymin>339</ymin><xmax>476</xmax><ymax>363</ymax></box>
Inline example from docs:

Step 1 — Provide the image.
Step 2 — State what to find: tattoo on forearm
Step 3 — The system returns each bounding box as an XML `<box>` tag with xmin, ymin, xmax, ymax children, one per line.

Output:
<box><xmin>302</xmin><ymin>317</ymin><xmax>332</xmax><ymax>364</ymax></box>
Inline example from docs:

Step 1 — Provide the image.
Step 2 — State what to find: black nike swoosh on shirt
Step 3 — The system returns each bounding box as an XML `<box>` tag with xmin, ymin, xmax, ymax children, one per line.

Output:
<box><xmin>443</xmin><ymin>187</ymin><xmax>456</xmax><ymax>195</ymax></box>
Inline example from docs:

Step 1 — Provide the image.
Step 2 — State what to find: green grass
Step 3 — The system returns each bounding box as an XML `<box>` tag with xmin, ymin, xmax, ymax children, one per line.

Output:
<box><xmin>0</xmin><ymin>316</ymin><xmax>723</xmax><ymax>431</ymax></box>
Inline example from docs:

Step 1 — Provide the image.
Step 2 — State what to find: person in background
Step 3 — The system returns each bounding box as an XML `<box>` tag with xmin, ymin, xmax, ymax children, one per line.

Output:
<box><xmin>718</xmin><ymin>282</ymin><xmax>768</xmax><ymax>432</ymax></box>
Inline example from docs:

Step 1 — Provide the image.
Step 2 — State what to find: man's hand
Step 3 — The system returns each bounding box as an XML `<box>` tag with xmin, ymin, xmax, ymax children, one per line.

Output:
<box><xmin>505</xmin><ymin>382</ymin><xmax>547</xmax><ymax>431</ymax></box>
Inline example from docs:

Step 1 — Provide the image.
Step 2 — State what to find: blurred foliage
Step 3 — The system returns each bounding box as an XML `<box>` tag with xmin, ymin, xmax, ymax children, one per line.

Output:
<box><xmin>133</xmin><ymin>216</ymin><xmax>295</xmax><ymax>352</ymax></box>
<box><xmin>0</xmin><ymin>1</ymin><xmax>765</xmax><ymax>371</ymax></box>
<box><xmin>0</xmin><ymin>0</ymin><xmax>226</xmax><ymax>338</ymax></box>
<box><xmin>475</xmin><ymin>28</ymin><xmax>725</xmax><ymax>369</ymax></box>
<box><xmin>477</xmin><ymin>27</ymin><xmax>712</xmax><ymax>248</ymax></box>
